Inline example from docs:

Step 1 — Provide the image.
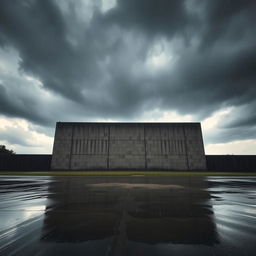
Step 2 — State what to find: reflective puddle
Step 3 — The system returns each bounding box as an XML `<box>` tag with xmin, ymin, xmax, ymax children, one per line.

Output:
<box><xmin>0</xmin><ymin>175</ymin><xmax>255</xmax><ymax>255</ymax></box>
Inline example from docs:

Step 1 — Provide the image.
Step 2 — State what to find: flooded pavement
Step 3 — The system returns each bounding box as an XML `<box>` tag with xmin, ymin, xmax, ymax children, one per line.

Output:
<box><xmin>0</xmin><ymin>176</ymin><xmax>255</xmax><ymax>256</ymax></box>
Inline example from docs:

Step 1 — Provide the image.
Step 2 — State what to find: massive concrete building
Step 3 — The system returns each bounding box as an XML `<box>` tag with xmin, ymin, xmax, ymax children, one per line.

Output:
<box><xmin>51</xmin><ymin>122</ymin><xmax>206</xmax><ymax>170</ymax></box>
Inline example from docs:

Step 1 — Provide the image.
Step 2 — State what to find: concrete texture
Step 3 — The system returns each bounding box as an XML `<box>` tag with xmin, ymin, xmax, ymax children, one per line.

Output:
<box><xmin>51</xmin><ymin>122</ymin><xmax>206</xmax><ymax>170</ymax></box>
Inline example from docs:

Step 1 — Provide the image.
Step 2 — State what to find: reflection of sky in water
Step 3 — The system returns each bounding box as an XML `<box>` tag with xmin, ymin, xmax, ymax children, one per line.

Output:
<box><xmin>24</xmin><ymin>205</ymin><xmax>46</xmax><ymax>218</ymax></box>
<box><xmin>207</xmin><ymin>177</ymin><xmax>256</xmax><ymax>255</ymax></box>
<box><xmin>0</xmin><ymin>176</ymin><xmax>50</xmax><ymax>232</ymax></box>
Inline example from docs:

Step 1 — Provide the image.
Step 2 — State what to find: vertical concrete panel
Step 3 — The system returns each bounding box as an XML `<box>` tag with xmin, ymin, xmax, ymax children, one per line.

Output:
<box><xmin>109</xmin><ymin>124</ymin><xmax>145</xmax><ymax>169</ymax></box>
<box><xmin>70</xmin><ymin>123</ymin><xmax>109</xmax><ymax>170</ymax></box>
<box><xmin>184</xmin><ymin>123</ymin><xmax>206</xmax><ymax>170</ymax></box>
<box><xmin>51</xmin><ymin>122</ymin><xmax>73</xmax><ymax>170</ymax></box>
<box><xmin>145</xmin><ymin>124</ymin><xmax>189</xmax><ymax>170</ymax></box>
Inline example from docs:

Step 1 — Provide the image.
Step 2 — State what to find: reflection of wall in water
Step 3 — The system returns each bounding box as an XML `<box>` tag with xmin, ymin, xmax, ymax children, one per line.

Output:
<box><xmin>41</xmin><ymin>177</ymin><xmax>218</xmax><ymax>245</ymax></box>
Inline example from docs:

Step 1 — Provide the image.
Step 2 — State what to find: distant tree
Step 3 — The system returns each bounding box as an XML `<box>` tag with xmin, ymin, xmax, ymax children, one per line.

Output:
<box><xmin>0</xmin><ymin>145</ymin><xmax>15</xmax><ymax>155</ymax></box>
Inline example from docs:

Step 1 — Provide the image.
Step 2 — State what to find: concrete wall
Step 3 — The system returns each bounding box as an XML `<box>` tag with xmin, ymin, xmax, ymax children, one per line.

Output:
<box><xmin>0</xmin><ymin>154</ymin><xmax>51</xmax><ymax>171</ymax></box>
<box><xmin>206</xmin><ymin>155</ymin><xmax>256</xmax><ymax>172</ymax></box>
<box><xmin>51</xmin><ymin>122</ymin><xmax>206</xmax><ymax>170</ymax></box>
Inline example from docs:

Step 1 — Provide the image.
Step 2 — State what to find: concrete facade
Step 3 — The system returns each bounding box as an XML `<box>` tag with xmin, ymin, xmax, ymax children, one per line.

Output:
<box><xmin>51</xmin><ymin>122</ymin><xmax>206</xmax><ymax>170</ymax></box>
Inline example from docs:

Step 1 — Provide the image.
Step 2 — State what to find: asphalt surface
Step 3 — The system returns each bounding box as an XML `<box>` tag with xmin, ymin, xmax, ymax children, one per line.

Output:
<box><xmin>0</xmin><ymin>175</ymin><xmax>256</xmax><ymax>256</ymax></box>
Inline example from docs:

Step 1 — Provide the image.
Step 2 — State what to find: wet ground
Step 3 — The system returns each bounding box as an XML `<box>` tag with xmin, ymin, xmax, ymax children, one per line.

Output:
<box><xmin>0</xmin><ymin>175</ymin><xmax>255</xmax><ymax>256</ymax></box>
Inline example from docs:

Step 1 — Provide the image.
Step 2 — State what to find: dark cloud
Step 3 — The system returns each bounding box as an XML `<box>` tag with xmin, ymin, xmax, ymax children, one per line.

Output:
<box><xmin>0</xmin><ymin>0</ymin><xmax>256</xmax><ymax>147</ymax></box>
<box><xmin>0</xmin><ymin>83</ymin><xmax>50</xmax><ymax>125</ymax></box>
<box><xmin>221</xmin><ymin>102</ymin><xmax>256</xmax><ymax>130</ymax></box>
<box><xmin>104</xmin><ymin>0</ymin><xmax>196</xmax><ymax>38</ymax></box>
<box><xmin>0</xmin><ymin>0</ymin><xmax>83</xmax><ymax>99</ymax></box>
<box><xmin>198</xmin><ymin>0</ymin><xmax>256</xmax><ymax>50</ymax></box>
<box><xmin>206</xmin><ymin>125</ymin><xmax>256</xmax><ymax>144</ymax></box>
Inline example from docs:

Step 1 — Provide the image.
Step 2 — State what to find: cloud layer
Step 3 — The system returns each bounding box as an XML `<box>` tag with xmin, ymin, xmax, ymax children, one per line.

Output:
<box><xmin>0</xmin><ymin>0</ymin><xmax>255</xmax><ymax>153</ymax></box>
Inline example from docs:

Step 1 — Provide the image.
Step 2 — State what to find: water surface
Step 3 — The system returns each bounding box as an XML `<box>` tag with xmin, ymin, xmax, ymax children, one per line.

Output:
<box><xmin>0</xmin><ymin>175</ymin><xmax>255</xmax><ymax>255</ymax></box>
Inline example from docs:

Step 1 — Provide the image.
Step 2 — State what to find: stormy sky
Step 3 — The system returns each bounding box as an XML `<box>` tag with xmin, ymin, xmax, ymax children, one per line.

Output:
<box><xmin>0</xmin><ymin>0</ymin><xmax>256</xmax><ymax>154</ymax></box>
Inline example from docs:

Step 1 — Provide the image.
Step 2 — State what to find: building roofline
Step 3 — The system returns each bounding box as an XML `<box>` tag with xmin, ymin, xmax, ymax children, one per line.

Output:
<box><xmin>56</xmin><ymin>121</ymin><xmax>201</xmax><ymax>125</ymax></box>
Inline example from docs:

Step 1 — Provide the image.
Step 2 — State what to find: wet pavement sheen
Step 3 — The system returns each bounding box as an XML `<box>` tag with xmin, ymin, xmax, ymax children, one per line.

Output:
<box><xmin>0</xmin><ymin>175</ymin><xmax>256</xmax><ymax>256</ymax></box>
